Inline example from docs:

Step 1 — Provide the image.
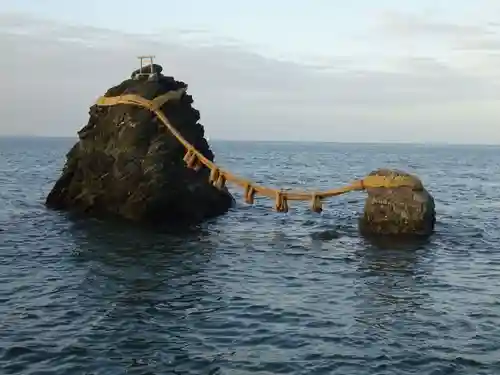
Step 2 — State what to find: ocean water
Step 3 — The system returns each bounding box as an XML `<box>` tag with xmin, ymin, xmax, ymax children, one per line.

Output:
<box><xmin>1</xmin><ymin>137</ymin><xmax>500</xmax><ymax>375</ymax></box>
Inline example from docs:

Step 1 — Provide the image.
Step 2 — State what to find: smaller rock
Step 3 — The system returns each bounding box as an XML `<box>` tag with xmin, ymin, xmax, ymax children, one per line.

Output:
<box><xmin>359</xmin><ymin>168</ymin><xmax>435</xmax><ymax>237</ymax></box>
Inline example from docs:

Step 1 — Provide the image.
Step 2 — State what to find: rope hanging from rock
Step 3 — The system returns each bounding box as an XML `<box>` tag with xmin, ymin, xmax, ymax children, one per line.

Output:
<box><xmin>95</xmin><ymin>89</ymin><xmax>422</xmax><ymax>213</ymax></box>
<box><xmin>274</xmin><ymin>191</ymin><xmax>289</xmax><ymax>213</ymax></box>
<box><xmin>183</xmin><ymin>148</ymin><xmax>201</xmax><ymax>171</ymax></box>
<box><xmin>244</xmin><ymin>183</ymin><xmax>256</xmax><ymax>205</ymax></box>
<box><xmin>215</xmin><ymin>174</ymin><xmax>226</xmax><ymax>190</ymax></box>
<box><xmin>208</xmin><ymin>168</ymin><xmax>226</xmax><ymax>190</ymax></box>
<box><xmin>310</xmin><ymin>194</ymin><xmax>323</xmax><ymax>213</ymax></box>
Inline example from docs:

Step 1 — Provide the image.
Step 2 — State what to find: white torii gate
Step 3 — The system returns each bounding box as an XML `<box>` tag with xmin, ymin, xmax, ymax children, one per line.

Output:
<box><xmin>136</xmin><ymin>55</ymin><xmax>156</xmax><ymax>79</ymax></box>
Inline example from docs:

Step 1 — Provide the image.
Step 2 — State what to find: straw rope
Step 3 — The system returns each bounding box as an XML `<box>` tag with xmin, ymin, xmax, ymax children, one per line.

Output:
<box><xmin>95</xmin><ymin>88</ymin><xmax>418</xmax><ymax>213</ymax></box>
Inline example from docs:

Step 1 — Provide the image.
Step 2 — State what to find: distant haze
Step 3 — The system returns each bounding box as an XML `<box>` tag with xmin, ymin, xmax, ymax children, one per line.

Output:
<box><xmin>2</xmin><ymin>1</ymin><xmax>500</xmax><ymax>144</ymax></box>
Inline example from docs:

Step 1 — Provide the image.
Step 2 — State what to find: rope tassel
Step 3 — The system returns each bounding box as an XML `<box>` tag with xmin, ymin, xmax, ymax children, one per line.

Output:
<box><xmin>183</xmin><ymin>149</ymin><xmax>193</xmax><ymax>164</ymax></box>
<box><xmin>209</xmin><ymin>168</ymin><xmax>220</xmax><ymax>185</ymax></box>
<box><xmin>244</xmin><ymin>183</ymin><xmax>256</xmax><ymax>205</ymax></box>
<box><xmin>214</xmin><ymin>173</ymin><xmax>226</xmax><ymax>190</ymax></box>
<box><xmin>311</xmin><ymin>194</ymin><xmax>323</xmax><ymax>213</ymax></box>
<box><xmin>187</xmin><ymin>154</ymin><xmax>198</xmax><ymax>169</ymax></box>
<box><xmin>183</xmin><ymin>148</ymin><xmax>202</xmax><ymax>171</ymax></box>
<box><xmin>274</xmin><ymin>191</ymin><xmax>289</xmax><ymax>213</ymax></box>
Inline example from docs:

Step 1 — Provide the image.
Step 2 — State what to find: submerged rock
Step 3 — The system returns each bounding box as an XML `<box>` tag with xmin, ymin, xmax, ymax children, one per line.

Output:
<box><xmin>46</xmin><ymin>65</ymin><xmax>234</xmax><ymax>225</ymax></box>
<box><xmin>359</xmin><ymin>168</ymin><xmax>435</xmax><ymax>237</ymax></box>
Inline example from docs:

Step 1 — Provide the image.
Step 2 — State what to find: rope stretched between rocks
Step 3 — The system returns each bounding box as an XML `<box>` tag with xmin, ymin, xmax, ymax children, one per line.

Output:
<box><xmin>95</xmin><ymin>88</ymin><xmax>419</xmax><ymax>213</ymax></box>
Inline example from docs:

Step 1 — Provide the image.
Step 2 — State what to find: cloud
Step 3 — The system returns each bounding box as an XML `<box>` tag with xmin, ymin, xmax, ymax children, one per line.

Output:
<box><xmin>373</xmin><ymin>9</ymin><xmax>500</xmax><ymax>82</ymax></box>
<box><xmin>377</xmin><ymin>10</ymin><xmax>500</xmax><ymax>57</ymax></box>
<box><xmin>379</xmin><ymin>11</ymin><xmax>489</xmax><ymax>38</ymax></box>
<box><xmin>1</xmin><ymin>12</ymin><xmax>500</xmax><ymax>144</ymax></box>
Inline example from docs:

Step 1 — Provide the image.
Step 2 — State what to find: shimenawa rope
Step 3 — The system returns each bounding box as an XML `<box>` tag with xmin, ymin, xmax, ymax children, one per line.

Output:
<box><xmin>95</xmin><ymin>88</ymin><xmax>420</xmax><ymax>213</ymax></box>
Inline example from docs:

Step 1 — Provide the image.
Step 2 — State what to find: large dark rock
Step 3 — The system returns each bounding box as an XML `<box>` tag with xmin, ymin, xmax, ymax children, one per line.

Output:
<box><xmin>46</xmin><ymin>66</ymin><xmax>234</xmax><ymax>225</ymax></box>
<box><xmin>359</xmin><ymin>168</ymin><xmax>435</xmax><ymax>237</ymax></box>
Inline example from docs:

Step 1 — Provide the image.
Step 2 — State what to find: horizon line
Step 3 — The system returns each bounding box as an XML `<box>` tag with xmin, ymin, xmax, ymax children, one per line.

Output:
<box><xmin>0</xmin><ymin>134</ymin><xmax>498</xmax><ymax>147</ymax></box>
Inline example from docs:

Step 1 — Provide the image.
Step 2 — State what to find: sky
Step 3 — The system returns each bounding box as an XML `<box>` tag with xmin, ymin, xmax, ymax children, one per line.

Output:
<box><xmin>2</xmin><ymin>0</ymin><xmax>500</xmax><ymax>143</ymax></box>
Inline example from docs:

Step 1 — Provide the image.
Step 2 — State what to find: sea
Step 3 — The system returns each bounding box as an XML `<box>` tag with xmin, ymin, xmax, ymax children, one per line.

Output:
<box><xmin>1</xmin><ymin>137</ymin><xmax>499</xmax><ymax>375</ymax></box>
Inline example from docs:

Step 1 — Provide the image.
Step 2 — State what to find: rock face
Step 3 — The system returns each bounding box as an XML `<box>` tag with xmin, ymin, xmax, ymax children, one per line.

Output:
<box><xmin>359</xmin><ymin>169</ymin><xmax>435</xmax><ymax>237</ymax></box>
<box><xmin>46</xmin><ymin>65</ymin><xmax>234</xmax><ymax>225</ymax></box>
